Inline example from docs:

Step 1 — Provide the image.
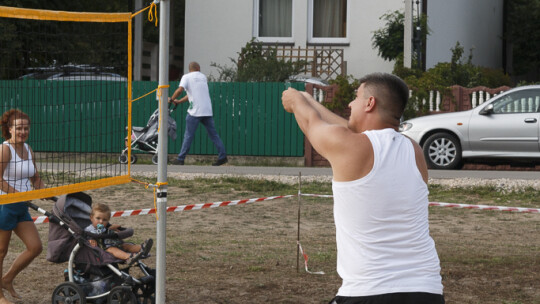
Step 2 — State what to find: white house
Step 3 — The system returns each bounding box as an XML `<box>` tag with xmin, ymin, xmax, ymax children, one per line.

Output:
<box><xmin>183</xmin><ymin>0</ymin><xmax>504</xmax><ymax>80</ymax></box>
<box><xmin>425</xmin><ymin>0</ymin><xmax>503</xmax><ymax>70</ymax></box>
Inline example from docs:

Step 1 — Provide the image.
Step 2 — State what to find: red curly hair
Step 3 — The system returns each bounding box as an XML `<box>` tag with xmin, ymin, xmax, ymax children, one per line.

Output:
<box><xmin>1</xmin><ymin>109</ymin><xmax>30</xmax><ymax>140</ymax></box>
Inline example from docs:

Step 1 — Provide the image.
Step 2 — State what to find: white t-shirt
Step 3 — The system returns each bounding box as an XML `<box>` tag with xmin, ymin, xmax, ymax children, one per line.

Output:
<box><xmin>1</xmin><ymin>142</ymin><xmax>35</xmax><ymax>194</ymax></box>
<box><xmin>179</xmin><ymin>71</ymin><xmax>213</xmax><ymax>117</ymax></box>
<box><xmin>332</xmin><ymin>129</ymin><xmax>443</xmax><ymax>297</ymax></box>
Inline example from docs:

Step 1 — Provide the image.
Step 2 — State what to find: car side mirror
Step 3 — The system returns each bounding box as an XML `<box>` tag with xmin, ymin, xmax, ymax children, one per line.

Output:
<box><xmin>480</xmin><ymin>104</ymin><xmax>494</xmax><ymax>115</ymax></box>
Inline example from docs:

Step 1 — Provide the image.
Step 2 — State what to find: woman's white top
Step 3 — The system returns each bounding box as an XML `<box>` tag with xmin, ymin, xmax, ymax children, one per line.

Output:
<box><xmin>1</xmin><ymin>142</ymin><xmax>35</xmax><ymax>194</ymax></box>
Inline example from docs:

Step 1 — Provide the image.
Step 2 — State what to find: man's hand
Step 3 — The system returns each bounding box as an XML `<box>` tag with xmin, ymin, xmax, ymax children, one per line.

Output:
<box><xmin>282</xmin><ymin>87</ymin><xmax>305</xmax><ymax>113</ymax></box>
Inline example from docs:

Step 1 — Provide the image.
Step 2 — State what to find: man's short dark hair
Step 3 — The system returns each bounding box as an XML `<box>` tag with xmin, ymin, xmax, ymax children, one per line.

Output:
<box><xmin>359</xmin><ymin>73</ymin><xmax>409</xmax><ymax>120</ymax></box>
<box><xmin>189</xmin><ymin>62</ymin><xmax>200</xmax><ymax>72</ymax></box>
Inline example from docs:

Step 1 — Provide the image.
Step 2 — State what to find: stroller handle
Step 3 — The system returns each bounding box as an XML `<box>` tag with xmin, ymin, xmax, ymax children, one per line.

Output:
<box><xmin>169</xmin><ymin>102</ymin><xmax>178</xmax><ymax>112</ymax></box>
<box><xmin>26</xmin><ymin>200</ymin><xmax>62</xmax><ymax>225</ymax></box>
<box><xmin>85</xmin><ymin>227</ymin><xmax>134</xmax><ymax>240</ymax></box>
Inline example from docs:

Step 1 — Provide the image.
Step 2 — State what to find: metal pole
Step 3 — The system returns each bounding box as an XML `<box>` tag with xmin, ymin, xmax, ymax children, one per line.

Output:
<box><xmin>414</xmin><ymin>0</ymin><xmax>422</xmax><ymax>70</ymax></box>
<box><xmin>156</xmin><ymin>0</ymin><xmax>170</xmax><ymax>302</ymax></box>
<box><xmin>133</xmin><ymin>0</ymin><xmax>143</xmax><ymax>81</ymax></box>
<box><xmin>296</xmin><ymin>172</ymin><xmax>302</xmax><ymax>273</ymax></box>
<box><xmin>404</xmin><ymin>0</ymin><xmax>413</xmax><ymax>68</ymax></box>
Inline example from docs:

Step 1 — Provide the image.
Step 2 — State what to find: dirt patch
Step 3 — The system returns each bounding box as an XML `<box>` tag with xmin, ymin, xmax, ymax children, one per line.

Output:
<box><xmin>3</xmin><ymin>179</ymin><xmax>539</xmax><ymax>303</ymax></box>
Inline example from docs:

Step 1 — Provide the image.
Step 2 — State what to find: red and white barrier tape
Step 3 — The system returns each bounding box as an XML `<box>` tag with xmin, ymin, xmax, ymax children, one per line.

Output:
<box><xmin>428</xmin><ymin>201</ymin><xmax>540</xmax><ymax>213</ymax></box>
<box><xmin>297</xmin><ymin>241</ymin><xmax>325</xmax><ymax>275</ymax></box>
<box><xmin>300</xmin><ymin>193</ymin><xmax>334</xmax><ymax>198</ymax></box>
<box><xmin>32</xmin><ymin>195</ymin><xmax>295</xmax><ymax>224</ymax></box>
<box><xmin>301</xmin><ymin>194</ymin><xmax>540</xmax><ymax>213</ymax></box>
<box><xmin>33</xmin><ymin>193</ymin><xmax>539</xmax><ymax>224</ymax></box>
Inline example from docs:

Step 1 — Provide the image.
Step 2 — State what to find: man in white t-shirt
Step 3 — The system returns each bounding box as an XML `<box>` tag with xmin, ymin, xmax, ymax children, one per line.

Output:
<box><xmin>169</xmin><ymin>62</ymin><xmax>227</xmax><ymax>166</ymax></box>
<box><xmin>282</xmin><ymin>73</ymin><xmax>444</xmax><ymax>304</ymax></box>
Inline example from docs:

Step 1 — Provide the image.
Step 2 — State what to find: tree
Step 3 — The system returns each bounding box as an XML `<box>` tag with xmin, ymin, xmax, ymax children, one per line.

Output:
<box><xmin>371</xmin><ymin>11</ymin><xmax>405</xmax><ymax>62</ymax></box>
<box><xmin>371</xmin><ymin>10</ymin><xmax>428</xmax><ymax>65</ymax></box>
<box><xmin>0</xmin><ymin>1</ymin><xmax>131</xmax><ymax>79</ymax></box>
<box><xmin>505</xmin><ymin>0</ymin><xmax>540</xmax><ymax>81</ymax></box>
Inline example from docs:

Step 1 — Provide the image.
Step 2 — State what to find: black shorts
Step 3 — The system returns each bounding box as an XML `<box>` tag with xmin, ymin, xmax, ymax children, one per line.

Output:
<box><xmin>329</xmin><ymin>292</ymin><xmax>445</xmax><ymax>304</ymax></box>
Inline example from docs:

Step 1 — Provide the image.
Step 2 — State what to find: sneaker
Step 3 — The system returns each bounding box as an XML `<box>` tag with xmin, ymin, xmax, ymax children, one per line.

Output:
<box><xmin>140</xmin><ymin>238</ymin><xmax>153</xmax><ymax>258</ymax></box>
<box><xmin>171</xmin><ymin>159</ymin><xmax>184</xmax><ymax>165</ymax></box>
<box><xmin>212</xmin><ymin>157</ymin><xmax>228</xmax><ymax>166</ymax></box>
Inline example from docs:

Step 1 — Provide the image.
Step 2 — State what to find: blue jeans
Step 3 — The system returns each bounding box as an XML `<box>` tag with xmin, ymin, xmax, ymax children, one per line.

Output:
<box><xmin>177</xmin><ymin>114</ymin><xmax>227</xmax><ymax>161</ymax></box>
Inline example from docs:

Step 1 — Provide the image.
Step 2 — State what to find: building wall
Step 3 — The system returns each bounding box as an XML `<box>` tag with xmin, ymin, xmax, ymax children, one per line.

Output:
<box><xmin>184</xmin><ymin>0</ymin><xmax>253</xmax><ymax>78</ymax></box>
<box><xmin>185</xmin><ymin>0</ymin><xmax>504</xmax><ymax>80</ymax></box>
<box><xmin>185</xmin><ymin>0</ymin><xmax>400</xmax><ymax>80</ymax></box>
<box><xmin>426</xmin><ymin>0</ymin><xmax>504</xmax><ymax>69</ymax></box>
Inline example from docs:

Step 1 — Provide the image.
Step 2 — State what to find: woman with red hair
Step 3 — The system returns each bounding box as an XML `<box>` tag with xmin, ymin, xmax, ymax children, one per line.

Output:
<box><xmin>0</xmin><ymin>109</ymin><xmax>45</xmax><ymax>304</ymax></box>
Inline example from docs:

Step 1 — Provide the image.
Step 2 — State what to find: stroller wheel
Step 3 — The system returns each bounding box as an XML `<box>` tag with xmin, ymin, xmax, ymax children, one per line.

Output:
<box><xmin>119</xmin><ymin>154</ymin><xmax>129</xmax><ymax>164</ymax></box>
<box><xmin>51</xmin><ymin>282</ymin><xmax>87</xmax><ymax>304</ymax></box>
<box><xmin>151</xmin><ymin>154</ymin><xmax>159</xmax><ymax>165</ymax></box>
<box><xmin>119</xmin><ymin>154</ymin><xmax>138</xmax><ymax>164</ymax></box>
<box><xmin>132</xmin><ymin>282</ymin><xmax>155</xmax><ymax>304</ymax></box>
<box><xmin>108</xmin><ymin>286</ymin><xmax>137</xmax><ymax>304</ymax></box>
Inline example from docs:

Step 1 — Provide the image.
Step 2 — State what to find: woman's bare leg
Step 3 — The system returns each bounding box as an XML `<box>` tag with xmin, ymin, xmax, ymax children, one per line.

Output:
<box><xmin>1</xmin><ymin>221</ymin><xmax>42</xmax><ymax>299</ymax></box>
<box><xmin>0</xmin><ymin>229</ymin><xmax>14</xmax><ymax>304</ymax></box>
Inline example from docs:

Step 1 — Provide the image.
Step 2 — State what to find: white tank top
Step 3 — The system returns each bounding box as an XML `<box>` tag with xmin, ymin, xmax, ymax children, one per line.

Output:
<box><xmin>1</xmin><ymin>142</ymin><xmax>35</xmax><ymax>194</ymax></box>
<box><xmin>332</xmin><ymin>128</ymin><xmax>443</xmax><ymax>296</ymax></box>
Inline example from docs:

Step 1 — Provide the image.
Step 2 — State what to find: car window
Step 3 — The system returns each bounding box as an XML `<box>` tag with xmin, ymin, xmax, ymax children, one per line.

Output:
<box><xmin>492</xmin><ymin>89</ymin><xmax>540</xmax><ymax>114</ymax></box>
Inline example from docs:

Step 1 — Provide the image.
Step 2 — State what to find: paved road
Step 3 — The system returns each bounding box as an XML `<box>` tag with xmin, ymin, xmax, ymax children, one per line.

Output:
<box><xmin>130</xmin><ymin>164</ymin><xmax>540</xmax><ymax>180</ymax></box>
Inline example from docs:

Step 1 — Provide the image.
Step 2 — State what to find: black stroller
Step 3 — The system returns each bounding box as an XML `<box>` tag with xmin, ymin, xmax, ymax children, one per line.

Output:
<box><xmin>119</xmin><ymin>104</ymin><xmax>177</xmax><ymax>165</ymax></box>
<box><xmin>28</xmin><ymin>192</ymin><xmax>155</xmax><ymax>304</ymax></box>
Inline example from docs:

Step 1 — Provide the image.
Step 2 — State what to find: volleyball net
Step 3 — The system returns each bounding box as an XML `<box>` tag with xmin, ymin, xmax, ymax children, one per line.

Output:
<box><xmin>0</xmin><ymin>6</ymin><xmax>135</xmax><ymax>204</ymax></box>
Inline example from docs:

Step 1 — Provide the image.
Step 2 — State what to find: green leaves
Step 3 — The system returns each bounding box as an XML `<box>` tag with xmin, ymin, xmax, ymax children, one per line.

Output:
<box><xmin>211</xmin><ymin>39</ymin><xmax>308</xmax><ymax>82</ymax></box>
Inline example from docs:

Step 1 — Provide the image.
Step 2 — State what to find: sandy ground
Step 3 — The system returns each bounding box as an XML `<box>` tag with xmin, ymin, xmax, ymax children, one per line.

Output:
<box><xmin>2</xmin><ymin>177</ymin><xmax>539</xmax><ymax>304</ymax></box>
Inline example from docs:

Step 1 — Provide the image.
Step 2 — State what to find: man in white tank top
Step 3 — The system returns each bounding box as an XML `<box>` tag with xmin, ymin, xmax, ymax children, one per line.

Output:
<box><xmin>282</xmin><ymin>73</ymin><xmax>444</xmax><ymax>304</ymax></box>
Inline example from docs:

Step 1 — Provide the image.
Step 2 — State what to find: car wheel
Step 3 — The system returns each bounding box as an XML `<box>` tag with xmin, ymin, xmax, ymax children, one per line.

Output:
<box><xmin>423</xmin><ymin>132</ymin><xmax>463</xmax><ymax>169</ymax></box>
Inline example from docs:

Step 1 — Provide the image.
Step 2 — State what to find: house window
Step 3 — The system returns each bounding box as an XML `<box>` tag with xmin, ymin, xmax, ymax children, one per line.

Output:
<box><xmin>309</xmin><ymin>0</ymin><xmax>349</xmax><ymax>44</ymax></box>
<box><xmin>254</xmin><ymin>0</ymin><xmax>293</xmax><ymax>43</ymax></box>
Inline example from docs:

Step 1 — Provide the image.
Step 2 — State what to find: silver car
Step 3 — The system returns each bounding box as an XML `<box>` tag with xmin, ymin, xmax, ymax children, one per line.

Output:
<box><xmin>400</xmin><ymin>85</ymin><xmax>540</xmax><ymax>169</ymax></box>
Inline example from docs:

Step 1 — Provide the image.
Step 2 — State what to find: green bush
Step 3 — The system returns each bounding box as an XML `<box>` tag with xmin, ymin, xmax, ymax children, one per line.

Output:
<box><xmin>327</xmin><ymin>75</ymin><xmax>359</xmax><ymax>111</ymax></box>
<box><xmin>395</xmin><ymin>42</ymin><xmax>513</xmax><ymax>119</ymax></box>
<box><xmin>210</xmin><ymin>39</ymin><xmax>307</xmax><ymax>82</ymax></box>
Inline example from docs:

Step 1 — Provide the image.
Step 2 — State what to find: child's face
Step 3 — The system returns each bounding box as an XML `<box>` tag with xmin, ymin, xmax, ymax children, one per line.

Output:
<box><xmin>90</xmin><ymin>211</ymin><xmax>110</xmax><ymax>228</ymax></box>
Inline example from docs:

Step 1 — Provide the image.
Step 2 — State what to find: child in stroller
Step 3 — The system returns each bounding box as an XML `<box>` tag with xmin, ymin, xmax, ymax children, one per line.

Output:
<box><xmin>28</xmin><ymin>192</ymin><xmax>156</xmax><ymax>304</ymax></box>
<box><xmin>85</xmin><ymin>202</ymin><xmax>153</xmax><ymax>266</ymax></box>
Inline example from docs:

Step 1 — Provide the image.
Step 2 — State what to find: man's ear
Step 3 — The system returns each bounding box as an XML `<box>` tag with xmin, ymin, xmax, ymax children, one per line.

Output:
<box><xmin>366</xmin><ymin>97</ymin><xmax>376</xmax><ymax>111</ymax></box>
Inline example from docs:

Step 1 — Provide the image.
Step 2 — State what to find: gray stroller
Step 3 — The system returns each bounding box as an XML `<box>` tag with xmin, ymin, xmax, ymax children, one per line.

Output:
<box><xmin>119</xmin><ymin>104</ymin><xmax>177</xmax><ymax>165</ymax></box>
<box><xmin>28</xmin><ymin>192</ymin><xmax>155</xmax><ymax>303</ymax></box>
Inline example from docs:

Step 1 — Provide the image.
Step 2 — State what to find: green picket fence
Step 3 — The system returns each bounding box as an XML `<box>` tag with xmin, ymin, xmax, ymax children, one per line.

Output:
<box><xmin>0</xmin><ymin>80</ymin><xmax>305</xmax><ymax>157</ymax></box>
<box><xmin>132</xmin><ymin>81</ymin><xmax>305</xmax><ymax>156</ymax></box>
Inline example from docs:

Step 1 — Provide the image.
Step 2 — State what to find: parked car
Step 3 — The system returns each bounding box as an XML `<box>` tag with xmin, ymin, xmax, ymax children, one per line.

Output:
<box><xmin>399</xmin><ymin>85</ymin><xmax>540</xmax><ymax>169</ymax></box>
<box><xmin>19</xmin><ymin>64</ymin><xmax>127</xmax><ymax>81</ymax></box>
<box><xmin>286</xmin><ymin>74</ymin><xmax>329</xmax><ymax>102</ymax></box>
